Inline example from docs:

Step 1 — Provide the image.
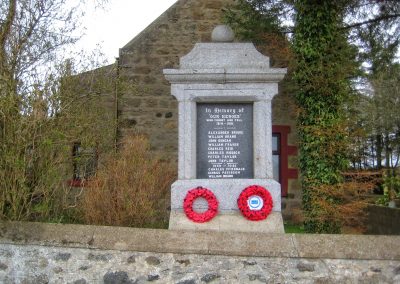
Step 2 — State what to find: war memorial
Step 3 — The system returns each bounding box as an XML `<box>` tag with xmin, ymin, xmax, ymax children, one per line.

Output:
<box><xmin>164</xmin><ymin>25</ymin><xmax>286</xmax><ymax>233</ymax></box>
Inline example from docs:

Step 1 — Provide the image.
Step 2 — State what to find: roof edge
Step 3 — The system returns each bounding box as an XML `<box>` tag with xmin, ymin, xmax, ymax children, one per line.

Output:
<box><xmin>121</xmin><ymin>0</ymin><xmax>185</xmax><ymax>51</ymax></box>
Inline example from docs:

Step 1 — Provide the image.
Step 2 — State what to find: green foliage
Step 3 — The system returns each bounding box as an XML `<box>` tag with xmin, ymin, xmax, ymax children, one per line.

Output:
<box><xmin>224</xmin><ymin>0</ymin><xmax>282</xmax><ymax>42</ymax></box>
<box><xmin>376</xmin><ymin>189</ymin><xmax>390</xmax><ymax>206</ymax></box>
<box><xmin>223</xmin><ymin>0</ymin><xmax>293</xmax><ymax>68</ymax></box>
<box><xmin>284</xmin><ymin>223</ymin><xmax>305</xmax><ymax>234</ymax></box>
<box><xmin>225</xmin><ymin>0</ymin><xmax>364</xmax><ymax>233</ymax></box>
<box><xmin>293</xmin><ymin>1</ymin><xmax>358</xmax><ymax>233</ymax></box>
<box><xmin>0</xmin><ymin>61</ymin><xmax>117</xmax><ymax>222</ymax></box>
<box><xmin>348</xmin><ymin>19</ymin><xmax>400</xmax><ymax>170</ymax></box>
<box><xmin>376</xmin><ymin>171</ymin><xmax>400</xmax><ymax>206</ymax></box>
<box><xmin>0</xmin><ymin>0</ymin><xmax>115</xmax><ymax>222</ymax></box>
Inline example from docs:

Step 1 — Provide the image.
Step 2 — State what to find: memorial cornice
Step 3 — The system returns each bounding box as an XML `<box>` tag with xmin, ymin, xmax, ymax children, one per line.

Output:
<box><xmin>164</xmin><ymin>68</ymin><xmax>287</xmax><ymax>84</ymax></box>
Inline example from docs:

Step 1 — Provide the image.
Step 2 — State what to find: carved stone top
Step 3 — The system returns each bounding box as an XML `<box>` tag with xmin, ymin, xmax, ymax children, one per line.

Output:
<box><xmin>211</xmin><ymin>25</ymin><xmax>235</xmax><ymax>42</ymax></box>
<box><xmin>164</xmin><ymin>42</ymin><xmax>286</xmax><ymax>83</ymax></box>
<box><xmin>179</xmin><ymin>42</ymin><xmax>271</xmax><ymax>69</ymax></box>
<box><xmin>164</xmin><ymin>25</ymin><xmax>286</xmax><ymax>84</ymax></box>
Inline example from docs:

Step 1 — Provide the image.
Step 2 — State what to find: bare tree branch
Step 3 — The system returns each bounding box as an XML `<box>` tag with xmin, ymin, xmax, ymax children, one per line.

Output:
<box><xmin>0</xmin><ymin>0</ymin><xmax>16</xmax><ymax>48</ymax></box>
<box><xmin>343</xmin><ymin>13</ymin><xmax>400</xmax><ymax>30</ymax></box>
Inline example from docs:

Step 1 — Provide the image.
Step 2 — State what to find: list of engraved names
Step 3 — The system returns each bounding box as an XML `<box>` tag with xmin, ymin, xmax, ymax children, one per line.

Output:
<box><xmin>197</xmin><ymin>103</ymin><xmax>253</xmax><ymax>179</ymax></box>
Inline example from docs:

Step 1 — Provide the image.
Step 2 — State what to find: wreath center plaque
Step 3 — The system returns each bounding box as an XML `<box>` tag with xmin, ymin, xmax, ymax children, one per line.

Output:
<box><xmin>197</xmin><ymin>103</ymin><xmax>253</xmax><ymax>179</ymax></box>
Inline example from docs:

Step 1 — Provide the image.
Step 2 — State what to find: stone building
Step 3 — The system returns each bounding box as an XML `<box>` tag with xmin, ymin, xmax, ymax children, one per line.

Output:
<box><xmin>89</xmin><ymin>0</ymin><xmax>301</xmax><ymax>222</ymax></box>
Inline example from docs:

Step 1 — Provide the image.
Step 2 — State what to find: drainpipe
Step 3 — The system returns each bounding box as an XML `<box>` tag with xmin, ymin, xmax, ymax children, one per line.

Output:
<box><xmin>114</xmin><ymin>57</ymin><xmax>120</xmax><ymax>153</ymax></box>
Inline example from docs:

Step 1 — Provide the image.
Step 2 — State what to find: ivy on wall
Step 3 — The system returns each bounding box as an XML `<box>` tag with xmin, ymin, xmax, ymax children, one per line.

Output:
<box><xmin>293</xmin><ymin>1</ymin><xmax>356</xmax><ymax>233</ymax></box>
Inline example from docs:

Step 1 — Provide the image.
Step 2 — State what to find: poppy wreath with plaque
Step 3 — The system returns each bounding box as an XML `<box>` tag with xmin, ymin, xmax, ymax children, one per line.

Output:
<box><xmin>183</xmin><ymin>187</ymin><xmax>219</xmax><ymax>223</ymax></box>
<box><xmin>237</xmin><ymin>185</ymin><xmax>273</xmax><ymax>221</ymax></box>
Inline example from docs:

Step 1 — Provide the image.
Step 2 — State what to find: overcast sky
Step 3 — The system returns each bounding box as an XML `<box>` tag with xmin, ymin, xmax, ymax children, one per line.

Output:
<box><xmin>76</xmin><ymin>0</ymin><xmax>178</xmax><ymax>64</ymax></box>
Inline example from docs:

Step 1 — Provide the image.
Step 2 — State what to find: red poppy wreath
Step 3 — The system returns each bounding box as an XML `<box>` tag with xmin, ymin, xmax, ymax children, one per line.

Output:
<box><xmin>183</xmin><ymin>187</ymin><xmax>219</xmax><ymax>223</ymax></box>
<box><xmin>237</xmin><ymin>185</ymin><xmax>273</xmax><ymax>221</ymax></box>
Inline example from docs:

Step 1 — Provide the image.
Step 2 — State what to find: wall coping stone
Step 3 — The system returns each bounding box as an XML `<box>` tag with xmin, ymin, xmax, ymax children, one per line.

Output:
<box><xmin>0</xmin><ymin>221</ymin><xmax>399</xmax><ymax>260</ymax></box>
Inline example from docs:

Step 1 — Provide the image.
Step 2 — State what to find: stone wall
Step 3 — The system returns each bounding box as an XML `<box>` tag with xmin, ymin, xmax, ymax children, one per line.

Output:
<box><xmin>1</xmin><ymin>222</ymin><xmax>399</xmax><ymax>283</ymax></box>
<box><xmin>367</xmin><ymin>205</ymin><xmax>400</xmax><ymax>235</ymax></box>
<box><xmin>272</xmin><ymin>85</ymin><xmax>300</xmax><ymax>220</ymax></box>
<box><xmin>3</xmin><ymin>243</ymin><xmax>400</xmax><ymax>283</ymax></box>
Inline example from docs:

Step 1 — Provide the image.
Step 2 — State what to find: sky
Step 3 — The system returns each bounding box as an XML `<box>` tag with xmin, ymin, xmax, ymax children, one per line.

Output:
<box><xmin>74</xmin><ymin>1</ymin><xmax>399</xmax><ymax>67</ymax></box>
<box><xmin>76</xmin><ymin>0</ymin><xmax>178</xmax><ymax>64</ymax></box>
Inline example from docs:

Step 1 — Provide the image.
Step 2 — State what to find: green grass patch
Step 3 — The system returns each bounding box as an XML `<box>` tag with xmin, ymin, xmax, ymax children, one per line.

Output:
<box><xmin>284</xmin><ymin>223</ymin><xmax>305</xmax><ymax>234</ymax></box>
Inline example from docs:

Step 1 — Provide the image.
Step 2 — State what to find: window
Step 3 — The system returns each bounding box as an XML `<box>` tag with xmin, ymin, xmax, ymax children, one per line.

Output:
<box><xmin>272</xmin><ymin>134</ymin><xmax>281</xmax><ymax>183</ymax></box>
<box><xmin>272</xmin><ymin>126</ymin><xmax>298</xmax><ymax>197</ymax></box>
<box><xmin>72</xmin><ymin>142</ymin><xmax>97</xmax><ymax>182</ymax></box>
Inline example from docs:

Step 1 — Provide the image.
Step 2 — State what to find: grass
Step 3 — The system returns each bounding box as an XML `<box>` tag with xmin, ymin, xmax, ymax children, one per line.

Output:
<box><xmin>284</xmin><ymin>223</ymin><xmax>306</xmax><ymax>233</ymax></box>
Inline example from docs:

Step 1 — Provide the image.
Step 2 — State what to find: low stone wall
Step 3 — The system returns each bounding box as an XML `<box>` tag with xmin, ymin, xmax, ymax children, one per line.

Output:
<box><xmin>367</xmin><ymin>205</ymin><xmax>400</xmax><ymax>235</ymax></box>
<box><xmin>0</xmin><ymin>222</ymin><xmax>399</xmax><ymax>283</ymax></box>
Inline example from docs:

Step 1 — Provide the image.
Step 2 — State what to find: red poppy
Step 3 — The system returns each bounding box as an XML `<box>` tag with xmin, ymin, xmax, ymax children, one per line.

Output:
<box><xmin>183</xmin><ymin>187</ymin><xmax>219</xmax><ymax>223</ymax></box>
<box><xmin>237</xmin><ymin>185</ymin><xmax>273</xmax><ymax>221</ymax></box>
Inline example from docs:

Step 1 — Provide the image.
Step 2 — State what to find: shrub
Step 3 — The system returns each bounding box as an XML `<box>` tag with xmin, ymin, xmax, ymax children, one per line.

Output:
<box><xmin>80</xmin><ymin>135</ymin><xmax>176</xmax><ymax>228</ymax></box>
<box><xmin>305</xmin><ymin>170</ymin><xmax>378</xmax><ymax>233</ymax></box>
<box><xmin>376</xmin><ymin>170</ymin><xmax>400</xmax><ymax>206</ymax></box>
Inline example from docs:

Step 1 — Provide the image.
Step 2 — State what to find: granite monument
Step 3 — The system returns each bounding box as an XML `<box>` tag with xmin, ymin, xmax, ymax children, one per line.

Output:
<box><xmin>164</xmin><ymin>25</ymin><xmax>287</xmax><ymax>233</ymax></box>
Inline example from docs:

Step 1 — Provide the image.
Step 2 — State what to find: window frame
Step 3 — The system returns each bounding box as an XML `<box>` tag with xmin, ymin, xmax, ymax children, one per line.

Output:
<box><xmin>69</xmin><ymin>141</ymin><xmax>98</xmax><ymax>187</ymax></box>
<box><xmin>272</xmin><ymin>133</ymin><xmax>281</xmax><ymax>184</ymax></box>
<box><xmin>272</xmin><ymin>125</ymin><xmax>298</xmax><ymax>197</ymax></box>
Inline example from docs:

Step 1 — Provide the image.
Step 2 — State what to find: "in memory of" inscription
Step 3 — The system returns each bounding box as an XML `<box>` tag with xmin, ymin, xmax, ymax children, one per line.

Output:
<box><xmin>197</xmin><ymin>103</ymin><xmax>253</xmax><ymax>179</ymax></box>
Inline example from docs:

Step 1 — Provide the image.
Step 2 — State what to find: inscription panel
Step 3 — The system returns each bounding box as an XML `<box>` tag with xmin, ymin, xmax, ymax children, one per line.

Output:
<box><xmin>197</xmin><ymin>103</ymin><xmax>253</xmax><ymax>179</ymax></box>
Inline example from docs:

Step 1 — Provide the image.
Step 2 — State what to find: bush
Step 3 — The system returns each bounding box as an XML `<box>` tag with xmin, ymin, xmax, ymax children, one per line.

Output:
<box><xmin>376</xmin><ymin>170</ymin><xmax>400</xmax><ymax>206</ymax></box>
<box><xmin>80</xmin><ymin>135</ymin><xmax>176</xmax><ymax>228</ymax></box>
<box><xmin>304</xmin><ymin>171</ymin><xmax>378</xmax><ymax>234</ymax></box>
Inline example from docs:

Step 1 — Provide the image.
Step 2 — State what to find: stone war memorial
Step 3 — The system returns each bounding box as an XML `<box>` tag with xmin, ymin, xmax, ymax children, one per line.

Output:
<box><xmin>164</xmin><ymin>25</ymin><xmax>287</xmax><ymax>233</ymax></box>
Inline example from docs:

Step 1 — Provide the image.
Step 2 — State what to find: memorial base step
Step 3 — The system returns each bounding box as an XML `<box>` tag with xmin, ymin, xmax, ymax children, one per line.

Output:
<box><xmin>169</xmin><ymin>211</ymin><xmax>284</xmax><ymax>233</ymax></box>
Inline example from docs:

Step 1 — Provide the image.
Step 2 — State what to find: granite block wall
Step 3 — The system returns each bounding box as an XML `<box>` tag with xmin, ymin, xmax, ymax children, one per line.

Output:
<box><xmin>1</xmin><ymin>243</ymin><xmax>399</xmax><ymax>284</ymax></box>
<box><xmin>367</xmin><ymin>205</ymin><xmax>400</xmax><ymax>235</ymax></box>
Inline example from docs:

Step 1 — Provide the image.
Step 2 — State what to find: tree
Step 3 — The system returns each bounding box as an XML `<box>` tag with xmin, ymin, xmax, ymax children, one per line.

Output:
<box><xmin>0</xmin><ymin>0</ymin><xmax>113</xmax><ymax>221</ymax></box>
<box><xmin>224</xmin><ymin>0</ymin><xmax>293</xmax><ymax>68</ymax></box>
<box><xmin>348</xmin><ymin>16</ymin><xmax>400</xmax><ymax>170</ymax></box>
<box><xmin>351</xmin><ymin>65</ymin><xmax>400</xmax><ymax>170</ymax></box>
<box><xmin>293</xmin><ymin>1</ymin><xmax>357</xmax><ymax>233</ymax></box>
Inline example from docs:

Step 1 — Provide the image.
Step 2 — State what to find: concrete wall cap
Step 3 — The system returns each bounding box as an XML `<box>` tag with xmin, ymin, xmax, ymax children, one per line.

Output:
<box><xmin>1</xmin><ymin>222</ymin><xmax>399</xmax><ymax>261</ymax></box>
